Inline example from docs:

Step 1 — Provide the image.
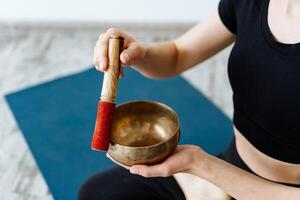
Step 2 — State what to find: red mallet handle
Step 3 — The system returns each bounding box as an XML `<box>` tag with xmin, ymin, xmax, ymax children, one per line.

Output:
<box><xmin>91</xmin><ymin>35</ymin><xmax>124</xmax><ymax>151</ymax></box>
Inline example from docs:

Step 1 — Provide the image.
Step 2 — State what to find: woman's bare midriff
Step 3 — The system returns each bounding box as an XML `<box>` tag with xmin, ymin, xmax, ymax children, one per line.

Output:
<box><xmin>234</xmin><ymin>126</ymin><xmax>300</xmax><ymax>185</ymax></box>
<box><xmin>174</xmin><ymin>127</ymin><xmax>300</xmax><ymax>199</ymax></box>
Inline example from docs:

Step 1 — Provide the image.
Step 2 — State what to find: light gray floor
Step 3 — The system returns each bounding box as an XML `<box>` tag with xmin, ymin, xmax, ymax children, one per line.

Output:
<box><xmin>0</xmin><ymin>22</ymin><xmax>233</xmax><ymax>200</ymax></box>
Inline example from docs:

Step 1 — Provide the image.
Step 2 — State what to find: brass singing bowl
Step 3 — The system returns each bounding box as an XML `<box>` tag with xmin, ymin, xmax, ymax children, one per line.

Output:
<box><xmin>107</xmin><ymin>101</ymin><xmax>180</xmax><ymax>166</ymax></box>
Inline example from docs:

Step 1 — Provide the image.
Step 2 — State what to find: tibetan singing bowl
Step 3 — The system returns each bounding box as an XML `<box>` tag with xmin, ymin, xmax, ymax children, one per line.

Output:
<box><xmin>107</xmin><ymin>101</ymin><xmax>180</xmax><ymax>166</ymax></box>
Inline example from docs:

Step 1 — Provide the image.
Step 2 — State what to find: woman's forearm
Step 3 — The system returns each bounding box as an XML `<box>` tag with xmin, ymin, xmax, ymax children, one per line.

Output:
<box><xmin>194</xmin><ymin>154</ymin><xmax>300</xmax><ymax>200</ymax></box>
<box><xmin>132</xmin><ymin>41</ymin><xmax>179</xmax><ymax>79</ymax></box>
<box><xmin>132</xmin><ymin>10</ymin><xmax>235</xmax><ymax>79</ymax></box>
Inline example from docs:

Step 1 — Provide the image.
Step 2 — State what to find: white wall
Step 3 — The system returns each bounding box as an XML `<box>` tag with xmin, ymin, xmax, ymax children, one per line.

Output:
<box><xmin>0</xmin><ymin>0</ymin><xmax>219</xmax><ymax>23</ymax></box>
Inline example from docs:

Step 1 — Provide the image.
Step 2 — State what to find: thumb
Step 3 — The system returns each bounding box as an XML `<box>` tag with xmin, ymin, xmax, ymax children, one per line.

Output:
<box><xmin>120</xmin><ymin>42</ymin><xmax>146</xmax><ymax>65</ymax></box>
<box><xmin>130</xmin><ymin>164</ymin><xmax>171</xmax><ymax>177</ymax></box>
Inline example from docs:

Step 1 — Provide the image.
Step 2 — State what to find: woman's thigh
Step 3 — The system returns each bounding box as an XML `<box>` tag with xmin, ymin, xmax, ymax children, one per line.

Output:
<box><xmin>78</xmin><ymin>166</ymin><xmax>185</xmax><ymax>200</ymax></box>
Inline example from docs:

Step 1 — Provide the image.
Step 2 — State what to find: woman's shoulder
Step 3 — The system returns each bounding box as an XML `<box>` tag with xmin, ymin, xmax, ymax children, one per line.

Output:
<box><xmin>219</xmin><ymin>0</ymin><xmax>267</xmax><ymax>34</ymax></box>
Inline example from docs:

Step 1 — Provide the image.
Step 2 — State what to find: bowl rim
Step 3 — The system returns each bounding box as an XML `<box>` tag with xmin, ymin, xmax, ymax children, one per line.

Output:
<box><xmin>110</xmin><ymin>100</ymin><xmax>180</xmax><ymax>149</ymax></box>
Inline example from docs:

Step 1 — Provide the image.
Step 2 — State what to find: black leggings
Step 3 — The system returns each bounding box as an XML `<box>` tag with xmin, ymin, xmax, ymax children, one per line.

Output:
<box><xmin>78</xmin><ymin>139</ymin><xmax>299</xmax><ymax>200</ymax></box>
<box><xmin>78</xmin><ymin>166</ymin><xmax>185</xmax><ymax>200</ymax></box>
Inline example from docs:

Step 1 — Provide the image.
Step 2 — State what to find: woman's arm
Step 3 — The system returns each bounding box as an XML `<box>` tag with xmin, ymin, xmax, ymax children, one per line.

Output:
<box><xmin>129</xmin><ymin>145</ymin><xmax>300</xmax><ymax>200</ymax></box>
<box><xmin>138</xmin><ymin>10</ymin><xmax>235</xmax><ymax>78</ymax></box>
<box><xmin>195</xmin><ymin>153</ymin><xmax>300</xmax><ymax>200</ymax></box>
<box><xmin>94</xmin><ymin>10</ymin><xmax>235</xmax><ymax>79</ymax></box>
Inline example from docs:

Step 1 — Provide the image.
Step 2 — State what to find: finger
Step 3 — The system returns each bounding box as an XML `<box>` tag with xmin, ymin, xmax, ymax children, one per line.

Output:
<box><xmin>106</xmin><ymin>153</ymin><xmax>130</xmax><ymax>170</ymax></box>
<box><xmin>97</xmin><ymin>33</ymin><xmax>110</xmax><ymax>71</ymax></box>
<box><xmin>94</xmin><ymin>43</ymin><xmax>100</xmax><ymax>70</ymax></box>
<box><xmin>120</xmin><ymin>42</ymin><xmax>143</xmax><ymax>65</ymax></box>
<box><xmin>175</xmin><ymin>145</ymin><xmax>187</xmax><ymax>151</ymax></box>
<box><xmin>106</xmin><ymin>28</ymin><xmax>132</xmax><ymax>43</ymax></box>
<box><xmin>130</xmin><ymin>164</ymin><xmax>171</xmax><ymax>178</ymax></box>
<box><xmin>106</xmin><ymin>28</ymin><xmax>137</xmax><ymax>53</ymax></box>
<box><xmin>94</xmin><ymin>34</ymin><xmax>108</xmax><ymax>71</ymax></box>
<box><xmin>130</xmin><ymin>147</ymin><xmax>189</xmax><ymax>177</ymax></box>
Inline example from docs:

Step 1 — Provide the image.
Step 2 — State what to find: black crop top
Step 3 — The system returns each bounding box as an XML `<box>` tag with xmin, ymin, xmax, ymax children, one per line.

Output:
<box><xmin>218</xmin><ymin>0</ymin><xmax>300</xmax><ymax>163</ymax></box>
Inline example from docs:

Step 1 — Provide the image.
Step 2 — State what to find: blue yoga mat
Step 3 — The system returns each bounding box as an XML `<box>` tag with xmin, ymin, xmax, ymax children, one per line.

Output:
<box><xmin>5</xmin><ymin>68</ymin><xmax>233</xmax><ymax>200</ymax></box>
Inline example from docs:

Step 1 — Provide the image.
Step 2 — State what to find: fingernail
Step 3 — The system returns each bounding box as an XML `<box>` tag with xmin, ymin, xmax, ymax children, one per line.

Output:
<box><xmin>130</xmin><ymin>168</ymin><xmax>139</xmax><ymax>174</ymax></box>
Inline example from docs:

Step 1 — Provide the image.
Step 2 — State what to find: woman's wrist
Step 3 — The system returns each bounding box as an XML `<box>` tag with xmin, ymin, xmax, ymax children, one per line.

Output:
<box><xmin>188</xmin><ymin>147</ymin><xmax>212</xmax><ymax>178</ymax></box>
<box><xmin>132</xmin><ymin>41</ymin><xmax>178</xmax><ymax>78</ymax></box>
<box><xmin>130</xmin><ymin>43</ymin><xmax>149</xmax><ymax>70</ymax></box>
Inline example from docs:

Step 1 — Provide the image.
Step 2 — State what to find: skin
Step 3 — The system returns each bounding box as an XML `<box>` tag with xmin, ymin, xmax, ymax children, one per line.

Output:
<box><xmin>93</xmin><ymin>0</ymin><xmax>300</xmax><ymax>199</ymax></box>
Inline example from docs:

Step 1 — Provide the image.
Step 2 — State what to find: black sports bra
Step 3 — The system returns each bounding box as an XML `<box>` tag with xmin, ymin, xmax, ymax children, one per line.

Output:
<box><xmin>219</xmin><ymin>0</ymin><xmax>300</xmax><ymax>163</ymax></box>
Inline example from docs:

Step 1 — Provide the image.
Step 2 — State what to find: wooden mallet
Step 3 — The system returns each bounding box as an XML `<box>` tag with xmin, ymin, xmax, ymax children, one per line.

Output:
<box><xmin>91</xmin><ymin>35</ymin><xmax>124</xmax><ymax>151</ymax></box>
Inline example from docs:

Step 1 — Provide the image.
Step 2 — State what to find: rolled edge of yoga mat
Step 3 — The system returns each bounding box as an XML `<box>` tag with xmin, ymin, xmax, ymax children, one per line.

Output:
<box><xmin>91</xmin><ymin>35</ymin><xmax>124</xmax><ymax>151</ymax></box>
